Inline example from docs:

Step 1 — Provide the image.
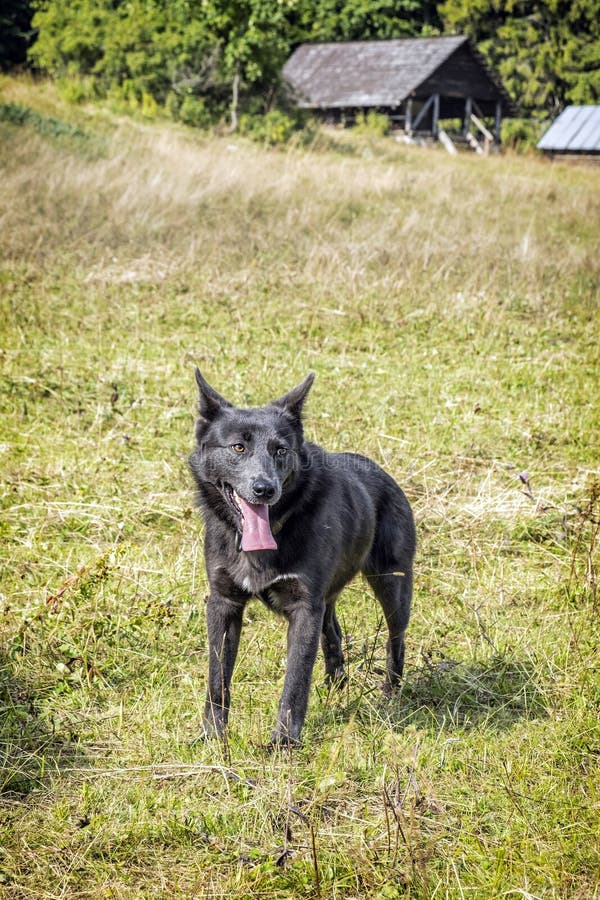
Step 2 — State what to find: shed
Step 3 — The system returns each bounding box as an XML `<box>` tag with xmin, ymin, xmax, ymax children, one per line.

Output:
<box><xmin>283</xmin><ymin>36</ymin><xmax>517</xmax><ymax>149</ymax></box>
<box><xmin>537</xmin><ymin>106</ymin><xmax>600</xmax><ymax>157</ymax></box>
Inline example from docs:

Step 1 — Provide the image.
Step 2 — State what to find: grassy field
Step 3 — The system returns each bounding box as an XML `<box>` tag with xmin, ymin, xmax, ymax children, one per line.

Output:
<box><xmin>1</xmin><ymin>75</ymin><xmax>599</xmax><ymax>899</ymax></box>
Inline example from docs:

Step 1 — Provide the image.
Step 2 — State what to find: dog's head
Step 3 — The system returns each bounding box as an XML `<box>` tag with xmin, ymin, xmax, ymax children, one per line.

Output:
<box><xmin>189</xmin><ymin>370</ymin><xmax>314</xmax><ymax>551</ymax></box>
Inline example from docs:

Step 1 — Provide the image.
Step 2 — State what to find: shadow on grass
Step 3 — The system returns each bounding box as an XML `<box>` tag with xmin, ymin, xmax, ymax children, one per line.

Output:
<box><xmin>314</xmin><ymin>652</ymin><xmax>549</xmax><ymax>736</ymax></box>
<box><xmin>0</xmin><ymin>652</ymin><xmax>86</xmax><ymax>797</ymax></box>
<box><xmin>386</xmin><ymin>653</ymin><xmax>549</xmax><ymax>732</ymax></box>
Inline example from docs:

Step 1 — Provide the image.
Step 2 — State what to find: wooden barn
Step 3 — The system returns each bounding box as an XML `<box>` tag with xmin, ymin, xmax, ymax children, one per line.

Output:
<box><xmin>283</xmin><ymin>36</ymin><xmax>517</xmax><ymax>151</ymax></box>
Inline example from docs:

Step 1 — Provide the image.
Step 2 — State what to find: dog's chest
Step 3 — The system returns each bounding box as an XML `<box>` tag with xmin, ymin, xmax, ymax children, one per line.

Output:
<box><xmin>228</xmin><ymin>554</ymin><xmax>299</xmax><ymax>605</ymax></box>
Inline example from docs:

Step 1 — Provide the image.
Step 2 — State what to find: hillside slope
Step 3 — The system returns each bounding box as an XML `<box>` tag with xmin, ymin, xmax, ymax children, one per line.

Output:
<box><xmin>1</xmin><ymin>77</ymin><xmax>599</xmax><ymax>899</ymax></box>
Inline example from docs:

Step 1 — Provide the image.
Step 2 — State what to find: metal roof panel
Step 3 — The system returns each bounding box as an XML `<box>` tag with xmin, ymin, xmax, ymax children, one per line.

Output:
<box><xmin>538</xmin><ymin>106</ymin><xmax>600</xmax><ymax>152</ymax></box>
<box><xmin>572</xmin><ymin>109</ymin><xmax>600</xmax><ymax>150</ymax></box>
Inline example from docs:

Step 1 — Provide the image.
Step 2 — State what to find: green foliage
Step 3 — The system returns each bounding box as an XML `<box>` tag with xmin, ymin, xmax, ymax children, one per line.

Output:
<box><xmin>178</xmin><ymin>93</ymin><xmax>213</xmax><ymax>127</ymax></box>
<box><xmin>56</xmin><ymin>74</ymin><xmax>97</xmax><ymax>103</ymax></box>
<box><xmin>239</xmin><ymin>109</ymin><xmax>298</xmax><ymax>144</ymax></box>
<box><xmin>29</xmin><ymin>0</ymin><xmax>109</xmax><ymax>76</ymax></box>
<box><xmin>440</xmin><ymin>0</ymin><xmax>600</xmax><ymax>114</ymax></box>
<box><xmin>296</xmin><ymin>0</ymin><xmax>441</xmax><ymax>42</ymax></box>
<box><xmin>354</xmin><ymin>109</ymin><xmax>391</xmax><ymax>136</ymax></box>
<box><xmin>29</xmin><ymin>0</ymin><xmax>221</xmax><ymax>112</ymax></box>
<box><xmin>501</xmin><ymin>116</ymin><xmax>547</xmax><ymax>152</ymax></box>
<box><xmin>210</xmin><ymin>0</ymin><xmax>291</xmax><ymax>87</ymax></box>
<box><xmin>0</xmin><ymin>99</ymin><xmax>89</xmax><ymax>138</ymax></box>
<box><xmin>29</xmin><ymin>0</ymin><xmax>283</xmax><ymax>116</ymax></box>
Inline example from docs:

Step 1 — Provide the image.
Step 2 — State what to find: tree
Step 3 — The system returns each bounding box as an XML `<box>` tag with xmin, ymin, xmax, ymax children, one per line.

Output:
<box><xmin>30</xmin><ymin>0</ymin><xmax>219</xmax><ymax>106</ymax></box>
<box><xmin>29</xmin><ymin>0</ymin><xmax>294</xmax><ymax>121</ymax></box>
<box><xmin>301</xmin><ymin>0</ymin><xmax>440</xmax><ymax>42</ymax></box>
<box><xmin>197</xmin><ymin>0</ymin><xmax>295</xmax><ymax>128</ymax></box>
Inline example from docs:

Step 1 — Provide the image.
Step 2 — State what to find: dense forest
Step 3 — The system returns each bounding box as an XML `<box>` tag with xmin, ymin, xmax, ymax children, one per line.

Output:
<box><xmin>1</xmin><ymin>0</ymin><xmax>599</xmax><ymax>125</ymax></box>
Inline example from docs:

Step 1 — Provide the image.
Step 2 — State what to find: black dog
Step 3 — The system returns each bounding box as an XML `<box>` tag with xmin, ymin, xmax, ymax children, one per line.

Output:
<box><xmin>189</xmin><ymin>371</ymin><xmax>416</xmax><ymax>745</ymax></box>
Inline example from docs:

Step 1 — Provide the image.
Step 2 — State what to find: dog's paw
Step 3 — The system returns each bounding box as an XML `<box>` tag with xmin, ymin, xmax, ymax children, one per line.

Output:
<box><xmin>324</xmin><ymin>667</ymin><xmax>348</xmax><ymax>690</ymax></box>
<box><xmin>267</xmin><ymin>733</ymin><xmax>301</xmax><ymax>751</ymax></box>
<box><xmin>381</xmin><ymin>678</ymin><xmax>401</xmax><ymax>699</ymax></box>
<box><xmin>200</xmin><ymin>719</ymin><xmax>227</xmax><ymax>742</ymax></box>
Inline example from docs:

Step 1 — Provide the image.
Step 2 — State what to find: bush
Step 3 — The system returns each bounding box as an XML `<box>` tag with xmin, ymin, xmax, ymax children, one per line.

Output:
<box><xmin>353</xmin><ymin>110</ymin><xmax>390</xmax><ymax>137</ymax></box>
<box><xmin>502</xmin><ymin>117</ymin><xmax>547</xmax><ymax>153</ymax></box>
<box><xmin>57</xmin><ymin>76</ymin><xmax>97</xmax><ymax>104</ymax></box>
<box><xmin>177</xmin><ymin>94</ymin><xmax>213</xmax><ymax>129</ymax></box>
<box><xmin>140</xmin><ymin>92</ymin><xmax>159</xmax><ymax>119</ymax></box>
<box><xmin>239</xmin><ymin>109</ymin><xmax>297</xmax><ymax>145</ymax></box>
<box><xmin>164</xmin><ymin>91</ymin><xmax>181</xmax><ymax>121</ymax></box>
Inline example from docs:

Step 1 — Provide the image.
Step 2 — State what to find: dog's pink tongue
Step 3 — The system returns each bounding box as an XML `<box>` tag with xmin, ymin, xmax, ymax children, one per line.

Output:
<box><xmin>236</xmin><ymin>495</ymin><xmax>278</xmax><ymax>551</ymax></box>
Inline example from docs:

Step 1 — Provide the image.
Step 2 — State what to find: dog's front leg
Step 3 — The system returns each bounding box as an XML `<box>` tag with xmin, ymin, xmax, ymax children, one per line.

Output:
<box><xmin>203</xmin><ymin>594</ymin><xmax>245</xmax><ymax>738</ymax></box>
<box><xmin>271</xmin><ymin>598</ymin><xmax>325</xmax><ymax>745</ymax></box>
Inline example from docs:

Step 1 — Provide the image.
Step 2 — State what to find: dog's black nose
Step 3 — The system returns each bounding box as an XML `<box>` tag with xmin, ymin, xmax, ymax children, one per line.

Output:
<box><xmin>252</xmin><ymin>478</ymin><xmax>276</xmax><ymax>501</ymax></box>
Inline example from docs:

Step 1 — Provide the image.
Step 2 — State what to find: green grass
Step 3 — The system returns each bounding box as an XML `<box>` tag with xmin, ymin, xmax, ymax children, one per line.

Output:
<box><xmin>1</xmin><ymin>75</ymin><xmax>599</xmax><ymax>898</ymax></box>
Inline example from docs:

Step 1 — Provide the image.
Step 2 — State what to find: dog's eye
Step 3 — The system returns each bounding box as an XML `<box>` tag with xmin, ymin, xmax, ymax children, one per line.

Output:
<box><xmin>275</xmin><ymin>447</ymin><xmax>288</xmax><ymax>458</ymax></box>
<box><xmin>231</xmin><ymin>443</ymin><xmax>246</xmax><ymax>454</ymax></box>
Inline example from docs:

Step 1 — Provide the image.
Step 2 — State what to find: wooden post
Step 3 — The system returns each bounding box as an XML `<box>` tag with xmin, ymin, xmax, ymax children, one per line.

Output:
<box><xmin>405</xmin><ymin>97</ymin><xmax>413</xmax><ymax>135</ymax></box>
<box><xmin>412</xmin><ymin>94</ymin><xmax>435</xmax><ymax>132</ymax></box>
<box><xmin>432</xmin><ymin>93</ymin><xmax>440</xmax><ymax>138</ymax></box>
<box><xmin>463</xmin><ymin>96</ymin><xmax>472</xmax><ymax>138</ymax></box>
<box><xmin>494</xmin><ymin>99</ymin><xmax>502</xmax><ymax>145</ymax></box>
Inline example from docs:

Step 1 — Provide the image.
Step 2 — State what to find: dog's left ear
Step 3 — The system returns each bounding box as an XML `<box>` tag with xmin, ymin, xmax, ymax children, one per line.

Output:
<box><xmin>271</xmin><ymin>372</ymin><xmax>315</xmax><ymax>421</ymax></box>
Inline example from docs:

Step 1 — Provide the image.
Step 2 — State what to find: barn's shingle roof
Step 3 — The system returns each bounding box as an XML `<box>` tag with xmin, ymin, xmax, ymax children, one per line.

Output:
<box><xmin>283</xmin><ymin>36</ymin><xmax>501</xmax><ymax>109</ymax></box>
<box><xmin>537</xmin><ymin>106</ymin><xmax>600</xmax><ymax>153</ymax></box>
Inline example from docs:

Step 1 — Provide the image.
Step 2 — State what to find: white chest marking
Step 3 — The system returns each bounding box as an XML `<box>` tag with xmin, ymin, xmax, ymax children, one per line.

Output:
<box><xmin>240</xmin><ymin>572</ymin><xmax>300</xmax><ymax>595</ymax></box>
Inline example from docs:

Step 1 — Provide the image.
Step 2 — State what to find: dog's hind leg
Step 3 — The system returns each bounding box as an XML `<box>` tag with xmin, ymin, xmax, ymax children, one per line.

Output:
<box><xmin>365</xmin><ymin>568</ymin><xmax>412</xmax><ymax>691</ymax></box>
<box><xmin>363</xmin><ymin>495</ymin><xmax>415</xmax><ymax>691</ymax></box>
<box><xmin>321</xmin><ymin>600</ymin><xmax>346</xmax><ymax>685</ymax></box>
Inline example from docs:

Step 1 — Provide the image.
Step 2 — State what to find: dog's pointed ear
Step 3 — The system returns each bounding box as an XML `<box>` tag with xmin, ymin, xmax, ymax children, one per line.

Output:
<box><xmin>271</xmin><ymin>372</ymin><xmax>315</xmax><ymax>421</ymax></box>
<box><xmin>194</xmin><ymin>368</ymin><xmax>232</xmax><ymax>421</ymax></box>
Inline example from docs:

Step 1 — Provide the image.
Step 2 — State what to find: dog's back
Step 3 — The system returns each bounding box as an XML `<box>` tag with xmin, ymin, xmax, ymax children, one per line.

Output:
<box><xmin>286</xmin><ymin>444</ymin><xmax>415</xmax><ymax>601</ymax></box>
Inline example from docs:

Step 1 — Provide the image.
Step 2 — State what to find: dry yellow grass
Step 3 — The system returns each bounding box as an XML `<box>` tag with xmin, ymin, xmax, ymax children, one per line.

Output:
<box><xmin>2</xmin><ymin>83</ymin><xmax>597</xmax><ymax>308</ymax></box>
